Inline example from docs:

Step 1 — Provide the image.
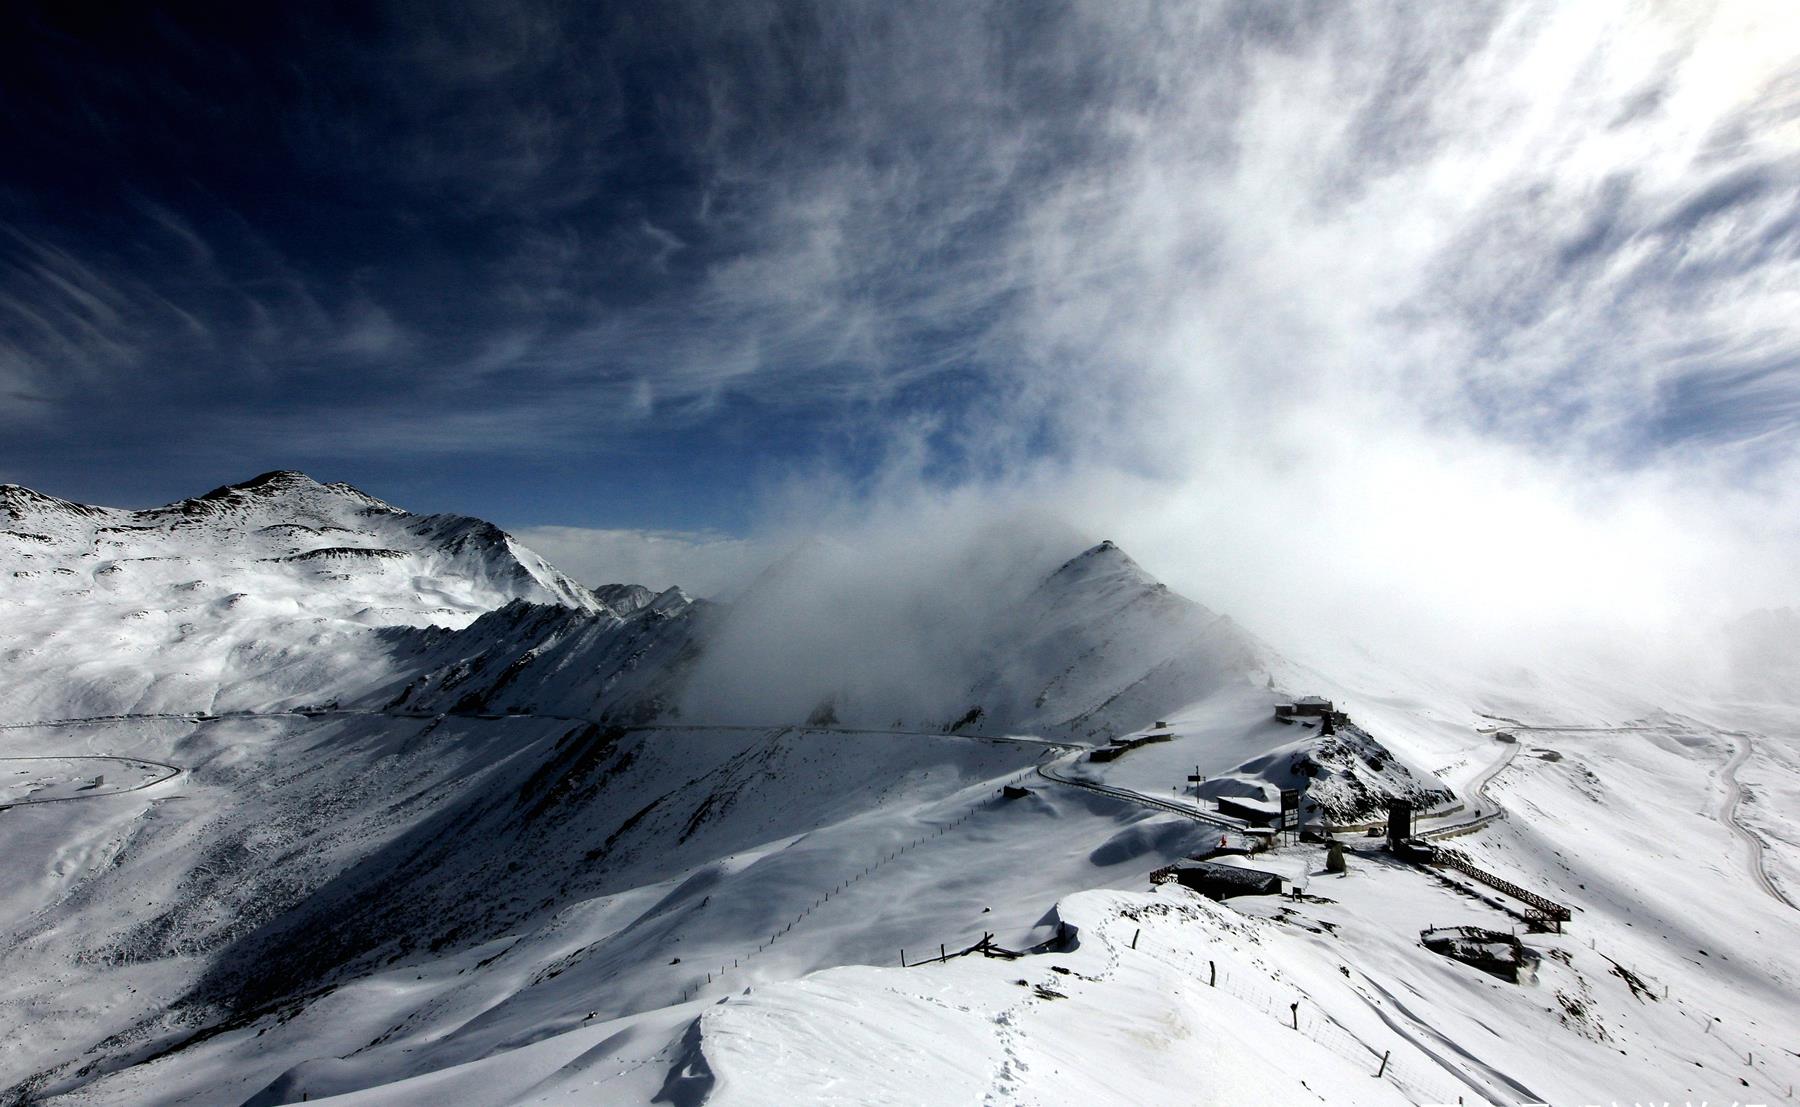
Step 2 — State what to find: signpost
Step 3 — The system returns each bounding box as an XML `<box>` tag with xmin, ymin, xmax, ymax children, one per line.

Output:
<box><xmin>1186</xmin><ymin>767</ymin><xmax>1205</xmax><ymax>810</ymax></box>
<box><xmin>1279</xmin><ymin>788</ymin><xmax>1301</xmax><ymax>839</ymax></box>
<box><xmin>1386</xmin><ymin>799</ymin><xmax>1414</xmax><ymax>845</ymax></box>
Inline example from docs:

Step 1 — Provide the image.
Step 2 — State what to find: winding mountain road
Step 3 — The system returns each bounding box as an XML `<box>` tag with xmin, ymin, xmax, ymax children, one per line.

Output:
<box><xmin>1464</xmin><ymin>738</ymin><xmax>1518</xmax><ymax>813</ymax></box>
<box><xmin>1035</xmin><ymin>750</ymin><xmax>1249</xmax><ymax>834</ymax></box>
<box><xmin>1475</xmin><ymin>715</ymin><xmax>1654</xmax><ymax>734</ymax></box>
<box><xmin>0</xmin><ymin>707</ymin><xmax>1528</xmax><ymax>850</ymax></box>
<box><xmin>3</xmin><ymin>706</ymin><xmax>1540</xmax><ymax>856</ymax></box>
<box><xmin>1473</xmin><ymin>717</ymin><xmax>1793</xmax><ymax>911</ymax></box>
<box><xmin>1409</xmin><ymin>738</ymin><xmax>1519</xmax><ymax>840</ymax></box>
<box><xmin>2</xmin><ymin>707</ymin><xmax>1072</xmax><ymax>752</ymax></box>
<box><xmin>0</xmin><ymin>755</ymin><xmax>181</xmax><ymax>807</ymax></box>
<box><xmin>1719</xmin><ymin>732</ymin><xmax>1793</xmax><ymax>911</ymax></box>
<box><xmin>0</xmin><ymin>710</ymin><xmax>1072</xmax><ymax>823</ymax></box>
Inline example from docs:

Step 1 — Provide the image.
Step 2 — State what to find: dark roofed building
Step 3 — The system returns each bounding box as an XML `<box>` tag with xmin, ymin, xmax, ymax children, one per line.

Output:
<box><xmin>1150</xmin><ymin>859</ymin><xmax>1284</xmax><ymax>899</ymax></box>
<box><xmin>1274</xmin><ymin>695</ymin><xmax>1335</xmax><ymax>719</ymax></box>
<box><xmin>1216</xmin><ymin>795</ymin><xmax>1280</xmax><ymax>826</ymax></box>
<box><xmin>1087</xmin><ymin>730</ymin><xmax>1176</xmax><ymax>762</ymax></box>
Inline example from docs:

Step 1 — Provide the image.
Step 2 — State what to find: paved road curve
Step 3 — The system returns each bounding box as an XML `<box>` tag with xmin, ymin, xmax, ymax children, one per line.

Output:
<box><xmin>1034</xmin><ymin>750</ymin><xmax>1250</xmax><ymax>834</ymax></box>
<box><xmin>0</xmin><ymin>709</ymin><xmax>1069</xmax><ymax>812</ymax></box>
<box><xmin>1719</xmin><ymin>731</ymin><xmax>1794</xmax><ymax>911</ymax></box>
<box><xmin>0</xmin><ymin>755</ymin><xmax>181</xmax><ymax>807</ymax></box>
<box><xmin>1412</xmin><ymin>738</ymin><xmax>1519</xmax><ymax>840</ymax></box>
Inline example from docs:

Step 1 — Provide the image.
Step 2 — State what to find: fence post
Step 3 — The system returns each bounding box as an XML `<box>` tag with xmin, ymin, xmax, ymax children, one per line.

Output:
<box><xmin>940</xmin><ymin>943</ymin><xmax>947</xmax><ymax>962</ymax></box>
<box><xmin>1375</xmin><ymin>1050</ymin><xmax>1389</xmax><ymax>1079</ymax></box>
<box><xmin>1209</xmin><ymin>960</ymin><xmax>1216</xmax><ymax>987</ymax></box>
<box><xmin>1290</xmin><ymin>1001</ymin><xmax>1299</xmax><ymax>1030</ymax></box>
<box><xmin>1131</xmin><ymin>928</ymin><xmax>1140</xmax><ymax>950</ymax></box>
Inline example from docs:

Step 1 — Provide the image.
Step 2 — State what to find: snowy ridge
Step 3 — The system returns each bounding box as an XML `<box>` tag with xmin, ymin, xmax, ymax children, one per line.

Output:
<box><xmin>368</xmin><ymin>591</ymin><xmax>708</xmax><ymax>722</ymax></box>
<box><xmin>960</xmin><ymin>540</ymin><xmax>1264</xmax><ymax>739</ymax></box>
<box><xmin>0</xmin><ymin>472</ymin><xmax>604</xmax><ymax>722</ymax></box>
<box><xmin>351</xmin><ymin>536</ymin><xmax>1281</xmax><ymax>742</ymax></box>
<box><xmin>1</xmin><ymin>475</ymin><xmax>1795</xmax><ymax>1106</ymax></box>
<box><xmin>678</xmin><ymin>537</ymin><xmax>1272</xmax><ymax>739</ymax></box>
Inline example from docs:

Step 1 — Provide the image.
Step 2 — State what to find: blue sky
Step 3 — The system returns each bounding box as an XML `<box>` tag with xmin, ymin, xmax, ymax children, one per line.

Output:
<box><xmin>3</xmin><ymin>1</ymin><xmax>1797</xmax><ymax>621</ymax></box>
<box><xmin>0</xmin><ymin>2</ymin><xmax>1073</xmax><ymax>527</ymax></box>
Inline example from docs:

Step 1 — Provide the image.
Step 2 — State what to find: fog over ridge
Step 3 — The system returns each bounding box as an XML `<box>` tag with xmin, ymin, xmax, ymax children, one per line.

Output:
<box><xmin>570</xmin><ymin>0</ymin><xmax>1800</xmax><ymax>688</ymax></box>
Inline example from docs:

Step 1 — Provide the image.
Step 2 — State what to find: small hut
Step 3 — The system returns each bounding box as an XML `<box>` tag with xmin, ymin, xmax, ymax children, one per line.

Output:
<box><xmin>1274</xmin><ymin>695</ymin><xmax>1335</xmax><ymax>720</ymax></box>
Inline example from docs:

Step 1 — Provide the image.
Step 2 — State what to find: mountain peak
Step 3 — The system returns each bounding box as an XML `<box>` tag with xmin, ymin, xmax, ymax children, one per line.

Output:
<box><xmin>195</xmin><ymin>470</ymin><xmax>391</xmax><ymax>508</ymax></box>
<box><xmin>162</xmin><ymin>471</ymin><xmax>399</xmax><ymax>521</ymax></box>
<box><xmin>1076</xmin><ymin>539</ymin><xmax>1128</xmax><ymax>561</ymax></box>
<box><xmin>0</xmin><ymin>482</ymin><xmax>116</xmax><ymax>525</ymax></box>
<box><xmin>198</xmin><ymin>470</ymin><xmax>319</xmax><ymax>499</ymax></box>
<box><xmin>1048</xmin><ymin>539</ymin><xmax>1147</xmax><ymax>581</ymax></box>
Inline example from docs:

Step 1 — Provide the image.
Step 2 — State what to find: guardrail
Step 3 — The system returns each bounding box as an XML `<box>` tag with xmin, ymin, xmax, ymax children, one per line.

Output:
<box><xmin>1036</xmin><ymin>756</ymin><xmax>1249</xmax><ymax>833</ymax></box>
<box><xmin>1430</xmin><ymin>845</ymin><xmax>1572</xmax><ymax>924</ymax></box>
<box><xmin>1420</xmin><ymin>808</ymin><xmax>1505</xmax><ymax>840</ymax></box>
<box><xmin>1324</xmin><ymin>801</ymin><xmax>1467</xmax><ymax>837</ymax></box>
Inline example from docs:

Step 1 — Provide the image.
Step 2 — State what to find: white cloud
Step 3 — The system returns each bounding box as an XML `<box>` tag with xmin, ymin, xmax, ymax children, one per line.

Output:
<box><xmin>509</xmin><ymin>525</ymin><xmax>764</xmax><ymax>598</ymax></box>
<box><xmin>18</xmin><ymin>0</ymin><xmax>1800</xmax><ymax>678</ymax></box>
<box><xmin>496</xmin><ymin>3</ymin><xmax>1800</xmax><ymax>669</ymax></box>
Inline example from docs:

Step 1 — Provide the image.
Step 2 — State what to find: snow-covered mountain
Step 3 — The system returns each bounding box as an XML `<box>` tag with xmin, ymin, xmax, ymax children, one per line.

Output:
<box><xmin>957</xmin><ymin>540</ymin><xmax>1261</xmax><ymax>738</ymax></box>
<box><xmin>2</xmin><ymin>473</ymin><xmax>1794</xmax><ymax>1106</ymax></box>
<box><xmin>1</xmin><ymin>474</ymin><xmax>1266</xmax><ymax>740</ymax></box>
<box><xmin>368</xmin><ymin>592</ymin><xmax>707</xmax><ymax>723</ymax></box>
<box><xmin>671</xmin><ymin>536</ymin><xmax>1269</xmax><ymax>738</ymax></box>
<box><xmin>2</xmin><ymin>470</ymin><xmax>600</xmax><ymax>616</ymax></box>
<box><xmin>0</xmin><ymin>471</ymin><xmax>608</xmax><ymax>721</ymax></box>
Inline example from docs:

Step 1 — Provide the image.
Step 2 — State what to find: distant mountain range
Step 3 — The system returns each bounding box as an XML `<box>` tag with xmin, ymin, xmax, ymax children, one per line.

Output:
<box><xmin>0</xmin><ymin>471</ymin><xmax>1472</xmax><ymax>1106</ymax></box>
<box><xmin>1</xmin><ymin>470</ymin><xmax>1268</xmax><ymax>740</ymax></box>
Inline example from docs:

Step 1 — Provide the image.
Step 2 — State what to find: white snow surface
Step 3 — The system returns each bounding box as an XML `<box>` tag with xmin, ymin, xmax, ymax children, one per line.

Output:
<box><xmin>0</xmin><ymin>471</ymin><xmax>602</xmax><ymax>721</ymax></box>
<box><xmin>0</xmin><ymin>473</ymin><xmax>1795</xmax><ymax>1106</ymax></box>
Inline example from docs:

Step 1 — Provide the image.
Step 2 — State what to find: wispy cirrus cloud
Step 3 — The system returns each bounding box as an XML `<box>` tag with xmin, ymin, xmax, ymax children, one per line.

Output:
<box><xmin>3</xmin><ymin>0</ymin><xmax>1798</xmax><ymax>654</ymax></box>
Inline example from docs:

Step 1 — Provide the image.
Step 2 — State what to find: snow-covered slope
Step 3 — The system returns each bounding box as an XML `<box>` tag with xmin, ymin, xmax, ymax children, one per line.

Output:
<box><xmin>2</xmin><ymin>474</ymin><xmax>1794</xmax><ymax>1106</ymax></box>
<box><xmin>677</xmin><ymin>538</ymin><xmax>1269</xmax><ymax>738</ymax></box>
<box><xmin>329</xmin><ymin>537</ymin><xmax>1278</xmax><ymax>742</ymax></box>
<box><xmin>0</xmin><ymin>472</ymin><xmax>603</xmax><ymax>721</ymax></box>
<box><xmin>367</xmin><ymin>590</ymin><xmax>708</xmax><ymax>723</ymax></box>
<box><xmin>958</xmin><ymin>540</ymin><xmax>1263</xmax><ymax>739</ymax></box>
<box><xmin>13</xmin><ymin>698</ymin><xmax>1790</xmax><ymax>1107</ymax></box>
